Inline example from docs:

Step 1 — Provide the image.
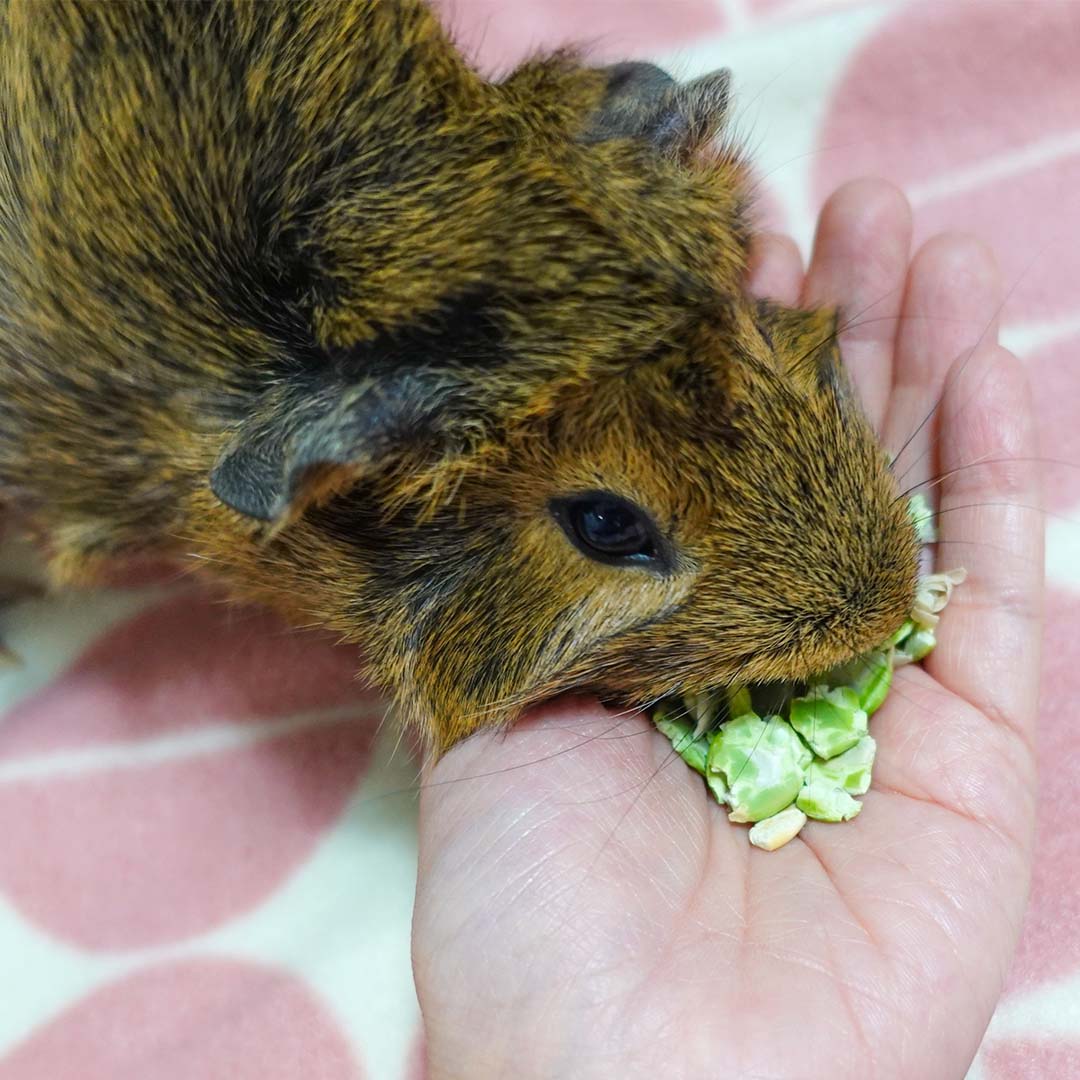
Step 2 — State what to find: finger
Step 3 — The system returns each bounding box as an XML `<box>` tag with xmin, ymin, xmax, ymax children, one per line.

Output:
<box><xmin>745</xmin><ymin>232</ymin><xmax>803</xmax><ymax>305</ymax></box>
<box><xmin>885</xmin><ymin>233</ymin><xmax>1001</xmax><ymax>497</ymax></box>
<box><xmin>801</xmin><ymin>178</ymin><xmax>912</xmax><ymax>431</ymax></box>
<box><xmin>925</xmin><ymin>344</ymin><xmax>1044</xmax><ymax>751</ymax></box>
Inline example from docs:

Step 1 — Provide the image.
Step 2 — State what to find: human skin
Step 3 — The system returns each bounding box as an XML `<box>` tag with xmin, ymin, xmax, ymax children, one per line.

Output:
<box><xmin>412</xmin><ymin>178</ymin><xmax>1044</xmax><ymax>1080</ymax></box>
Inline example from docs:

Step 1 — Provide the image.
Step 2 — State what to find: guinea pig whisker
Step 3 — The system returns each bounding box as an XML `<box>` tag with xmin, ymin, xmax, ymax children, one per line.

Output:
<box><xmin>468</xmin><ymin>664</ymin><xmax>648</xmax><ymax>731</ymax></box>
<box><xmin>896</xmin><ymin>455</ymin><xmax>1080</xmax><ymax>502</ymax></box>
<box><xmin>571</xmin><ymin>744</ymin><xmax>694</xmax><ymax>874</ymax></box>
<box><xmin>745</xmin><ymin>140</ymin><xmax>882</xmax><ymax>199</ymax></box>
<box><xmin>533</xmin><ymin>747</ymin><xmax>699</xmax><ymax>974</ymax></box>
<box><xmin>528</xmin><ymin>703</ymin><xmax>667</xmax><ymax>738</ymax></box>
<box><xmin>346</xmin><ymin>710</ymin><xmax>665</xmax><ymax>810</ymax></box>
<box><xmin>724</xmin><ymin>66</ymin><xmax>788</xmax><ymax>155</ymax></box>
<box><xmin>449</xmin><ymin>687</ymin><xmax>675</xmax><ymax>764</ymax></box>
<box><xmin>892</xmin><ymin>355</ymin><xmax>1000</xmax><ymax>490</ymax></box>
<box><xmin>890</xmin><ymin>250</ymin><xmax>1040</xmax><ymax>479</ymax></box>
<box><xmin>724</xmin><ymin>713</ymin><xmax>775</xmax><ymax>789</ymax></box>
<box><xmin>490</xmin><ymin>690</ymin><xmax>667</xmax><ymax>734</ymax></box>
<box><xmin>779</xmin><ymin>289</ymin><xmax>913</xmax><ymax>391</ymax></box>
<box><xmin>925</xmin><ymin>500</ymin><xmax>1069</xmax><ymax>527</ymax></box>
<box><xmin>423</xmin><ymin>717</ymin><xmax>655</xmax><ymax>791</ymax></box>
<box><xmin>893</xmin><ymin>450</ymin><xmax>1000</xmax><ymax>499</ymax></box>
<box><xmin>343</xmin><ymin>722</ymin><xmax>704</xmax><ymax>812</ymax></box>
<box><xmin>451</xmin><ymin>688</ymin><xmax>541</xmax><ymax>725</ymax></box>
<box><xmin>418</xmin><ymin>694</ymin><xmax>697</xmax><ymax>812</ymax></box>
<box><xmin>562</xmin><ymin>743</ymin><xmax>697</xmax><ymax>807</ymax></box>
<box><xmin>931</xmin><ymin>538</ymin><xmax>1044</xmax><ymax>569</ymax></box>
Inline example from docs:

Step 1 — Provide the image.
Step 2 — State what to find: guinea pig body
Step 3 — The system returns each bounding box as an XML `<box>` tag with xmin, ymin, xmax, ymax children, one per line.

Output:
<box><xmin>0</xmin><ymin>0</ymin><xmax>919</xmax><ymax>752</ymax></box>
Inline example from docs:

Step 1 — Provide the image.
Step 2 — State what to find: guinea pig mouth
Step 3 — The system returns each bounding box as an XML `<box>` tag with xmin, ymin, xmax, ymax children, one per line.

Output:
<box><xmin>642</xmin><ymin>573</ymin><xmax>939</xmax><ymax>740</ymax></box>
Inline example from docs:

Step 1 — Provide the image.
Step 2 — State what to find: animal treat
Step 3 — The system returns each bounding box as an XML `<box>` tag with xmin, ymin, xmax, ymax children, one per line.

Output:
<box><xmin>654</xmin><ymin>500</ymin><xmax>965</xmax><ymax>850</ymax></box>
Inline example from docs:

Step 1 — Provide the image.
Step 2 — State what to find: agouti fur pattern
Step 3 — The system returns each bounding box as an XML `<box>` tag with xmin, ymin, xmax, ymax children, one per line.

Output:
<box><xmin>0</xmin><ymin>0</ymin><xmax>919</xmax><ymax>753</ymax></box>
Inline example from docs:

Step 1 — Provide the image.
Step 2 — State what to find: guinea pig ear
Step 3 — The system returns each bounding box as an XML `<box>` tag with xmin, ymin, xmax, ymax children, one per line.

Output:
<box><xmin>210</xmin><ymin>370</ymin><xmax>480</xmax><ymax>523</ymax></box>
<box><xmin>582</xmin><ymin>62</ymin><xmax>677</xmax><ymax>142</ymax></box>
<box><xmin>755</xmin><ymin>301</ymin><xmax>848</xmax><ymax>396</ymax></box>
<box><xmin>583</xmin><ymin>64</ymin><xmax>732</xmax><ymax>161</ymax></box>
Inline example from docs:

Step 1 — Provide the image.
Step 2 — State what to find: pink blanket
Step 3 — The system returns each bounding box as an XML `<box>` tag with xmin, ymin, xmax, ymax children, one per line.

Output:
<box><xmin>1</xmin><ymin>2</ymin><xmax>1076</xmax><ymax>1077</ymax></box>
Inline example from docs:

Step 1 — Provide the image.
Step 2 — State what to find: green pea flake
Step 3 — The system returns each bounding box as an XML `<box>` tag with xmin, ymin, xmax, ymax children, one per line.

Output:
<box><xmin>808</xmin><ymin>735</ymin><xmax>876</xmax><ymax>796</ymax></box>
<box><xmin>796</xmin><ymin>779</ymin><xmax>862</xmax><ymax>822</ymax></box>
<box><xmin>726</xmin><ymin>684</ymin><xmax>753</xmax><ymax>721</ymax></box>
<box><xmin>822</xmin><ymin>648</ymin><xmax>892</xmax><ymax>715</ymax></box>
<box><xmin>707</xmin><ymin>714</ymin><xmax>809</xmax><ymax>823</ymax></box>
<box><xmin>653</xmin><ymin>706</ymin><xmax>709</xmax><ymax>776</ymax></box>
<box><xmin>705</xmin><ymin>771</ymin><xmax>729</xmax><ymax>805</ymax></box>
<box><xmin>895</xmin><ymin>626</ymin><xmax>936</xmax><ymax>664</ymax></box>
<box><xmin>911</xmin><ymin>568</ymin><xmax>968</xmax><ymax>631</ymax></box>
<box><xmin>788</xmin><ymin>686</ymin><xmax>868</xmax><ymax>761</ymax></box>
<box><xmin>908</xmin><ymin>628</ymin><xmax>937</xmax><ymax>658</ymax></box>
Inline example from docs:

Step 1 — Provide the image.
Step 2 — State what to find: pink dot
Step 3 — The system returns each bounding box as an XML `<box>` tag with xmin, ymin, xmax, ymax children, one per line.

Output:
<box><xmin>813</xmin><ymin>3</ymin><xmax>1080</xmax><ymax>324</ymax></box>
<box><xmin>983</xmin><ymin>1039</ymin><xmax>1080</xmax><ymax>1080</ymax></box>
<box><xmin>0</xmin><ymin>717</ymin><xmax>377</xmax><ymax>949</ymax></box>
<box><xmin>904</xmin><ymin>159</ymin><xmax>1080</xmax><ymax>324</ymax></box>
<box><xmin>0</xmin><ymin>958</ymin><xmax>363</xmax><ymax>1080</ymax></box>
<box><xmin>431</xmin><ymin>0</ymin><xmax>725</xmax><ymax>74</ymax></box>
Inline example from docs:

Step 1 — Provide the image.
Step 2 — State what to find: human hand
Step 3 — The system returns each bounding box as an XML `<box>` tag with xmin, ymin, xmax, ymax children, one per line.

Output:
<box><xmin>411</xmin><ymin>179</ymin><xmax>1044</xmax><ymax>1080</ymax></box>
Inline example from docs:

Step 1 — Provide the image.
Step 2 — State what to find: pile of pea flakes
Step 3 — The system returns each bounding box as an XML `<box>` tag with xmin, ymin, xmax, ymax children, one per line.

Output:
<box><xmin>653</xmin><ymin>496</ymin><xmax>965</xmax><ymax>851</ymax></box>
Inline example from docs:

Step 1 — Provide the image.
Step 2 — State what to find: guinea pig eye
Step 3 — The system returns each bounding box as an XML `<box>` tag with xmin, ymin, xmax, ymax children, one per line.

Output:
<box><xmin>550</xmin><ymin>492</ymin><xmax>667</xmax><ymax>568</ymax></box>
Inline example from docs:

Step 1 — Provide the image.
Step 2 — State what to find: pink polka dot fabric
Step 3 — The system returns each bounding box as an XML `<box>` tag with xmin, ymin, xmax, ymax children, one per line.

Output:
<box><xmin>0</xmin><ymin>3</ymin><xmax>1076</xmax><ymax>1078</ymax></box>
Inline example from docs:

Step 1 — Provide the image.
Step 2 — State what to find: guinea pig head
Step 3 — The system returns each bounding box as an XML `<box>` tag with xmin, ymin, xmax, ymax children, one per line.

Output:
<box><xmin>526</xmin><ymin>302</ymin><xmax>923</xmax><ymax>716</ymax></box>
<box><xmin>388</xmin><ymin>301</ymin><xmax>920</xmax><ymax>750</ymax></box>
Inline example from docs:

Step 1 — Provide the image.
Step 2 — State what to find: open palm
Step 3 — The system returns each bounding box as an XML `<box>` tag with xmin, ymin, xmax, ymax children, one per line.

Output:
<box><xmin>412</xmin><ymin>180</ymin><xmax>1044</xmax><ymax>1080</ymax></box>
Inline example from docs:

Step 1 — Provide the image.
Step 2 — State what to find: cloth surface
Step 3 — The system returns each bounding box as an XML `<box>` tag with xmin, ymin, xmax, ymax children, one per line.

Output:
<box><xmin>0</xmin><ymin>2</ymin><xmax>1077</xmax><ymax>1077</ymax></box>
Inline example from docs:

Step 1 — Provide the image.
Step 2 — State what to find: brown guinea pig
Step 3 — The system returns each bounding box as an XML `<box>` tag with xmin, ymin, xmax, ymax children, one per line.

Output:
<box><xmin>0</xmin><ymin>0</ymin><xmax>919</xmax><ymax>753</ymax></box>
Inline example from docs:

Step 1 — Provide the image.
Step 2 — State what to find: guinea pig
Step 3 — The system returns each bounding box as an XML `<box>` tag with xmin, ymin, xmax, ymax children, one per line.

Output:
<box><xmin>0</xmin><ymin>0</ymin><xmax>920</xmax><ymax>754</ymax></box>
